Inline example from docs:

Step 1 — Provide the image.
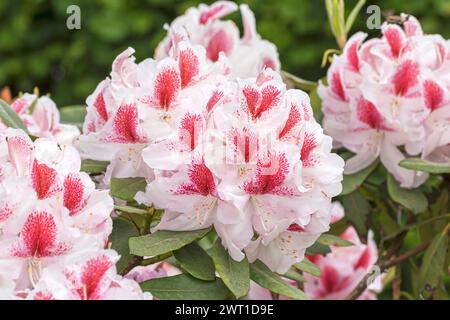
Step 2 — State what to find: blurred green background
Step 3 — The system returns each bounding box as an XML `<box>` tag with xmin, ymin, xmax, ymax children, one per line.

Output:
<box><xmin>1</xmin><ymin>0</ymin><xmax>450</xmax><ymax>106</ymax></box>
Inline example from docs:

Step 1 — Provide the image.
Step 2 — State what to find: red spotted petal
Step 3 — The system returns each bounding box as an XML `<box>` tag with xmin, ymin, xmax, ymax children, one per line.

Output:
<box><xmin>206</xmin><ymin>30</ymin><xmax>234</xmax><ymax>62</ymax></box>
<box><xmin>330</xmin><ymin>71</ymin><xmax>347</xmax><ymax>101</ymax></box>
<box><xmin>383</xmin><ymin>25</ymin><xmax>405</xmax><ymax>58</ymax></box>
<box><xmin>392</xmin><ymin>60</ymin><xmax>419</xmax><ymax>96</ymax></box>
<box><xmin>78</xmin><ymin>254</ymin><xmax>114</xmax><ymax>300</ymax></box>
<box><xmin>179</xmin><ymin>47</ymin><xmax>200</xmax><ymax>88</ymax></box>
<box><xmin>243</xmin><ymin>152</ymin><xmax>292</xmax><ymax>195</ymax></box>
<box><xmin>279</xmin><ymin>104</ymin><xmax>301</xmax><ymax>139</ymax></box>
<box><xmin>32</xmin><ymin>160</ymin><xmax>59</xmax><ymax>199</ymax></box>
<box><xmin>7</xmin><ymin>135</ymin><xmax>33</xmax><ymax>177</ymax></box>
<box><xmin>109</xmin><ymin>104</ymin><xmax>144</xmax><ymax>143</ymax></box>
<box><xmin>179</xmin><ymin>113</ymin><xmax>203</xmax><ymax>151</ymax></box>
<box><xmin>356</xmin><ymin>97</ymin><xmax>384</xmax><ymax>129</ymax></box>
<box><xmin>206</xmin><ymin>90</ymin><xmax>224</xmax><ymax>113</ymax></box>
<box><xmin>94</xmin><ymin>92</ymin><xmax>108</xmax><ymax>122</ymax></box>
<box><xmin>64</xmin><ymin>174</ymin><xmax>88</xmax><ymax>216</ymax></box>
<box><xmin>12</xmin><ymin>211</ymin><xmax>69</xmax><ymax>258</ymax></box>
<box><xmin>175</xmin><ymin>159</ymin><xmax>217</xmax><ymax>197</ymax></box>
<box><xmin>300</xmin><ymin>132</ymin><xmax>318</xmax><ymax>167</ymax></box>
<box><xmin>423</xmin><ymin>80</ymin><xmax>444</xmax><ymax>111</ymax></box>
<box><xmin>153</xmin><ymin>67</ymin><xmax>180</xmax><ymax>110</ymax></box>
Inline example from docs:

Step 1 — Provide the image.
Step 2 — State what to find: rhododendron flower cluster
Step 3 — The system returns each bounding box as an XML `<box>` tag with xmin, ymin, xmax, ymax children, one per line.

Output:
<box><xmin>76</xmin><ymin>41</ymin><xmax>230</xmax><ymax>183</ymax></box>
<box><xmin>155</xmin><ymin>1</ymin><xmax>280</xmax><ymax>78</ymax></box>
<box><xmin>319</xmin><ymin>15</ymin><xmax>450</xmax><ymax>188</ymax></box>
<box><xmin>247</xmin><ymin>203</ymin><xmax>381</xmax><ymax>300</ymax></box>
<box><xmin>135</xmin><ymin>67</ymin><xmax>344</xmax><ymax>273</ymax></box>
<box><xmin>0</xmin><ymin>93</ymin><xmax>80</xmax><ymax>145</ymax></box>
<box><xmin>0</xmin><ymin>129</ymin><xmax>148</xmax><ymax>300</ymax></box>
<box><xmin>76</xmin><ymin>2</ymin><xmax>343</xmax><ymax>272</ymax></box>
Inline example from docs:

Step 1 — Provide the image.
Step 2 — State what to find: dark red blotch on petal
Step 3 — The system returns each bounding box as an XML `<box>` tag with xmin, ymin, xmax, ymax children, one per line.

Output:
<box><xmin>32</xmin><ymin>160</ymin><xmax>58</xmax><ymax>199</ymax></box>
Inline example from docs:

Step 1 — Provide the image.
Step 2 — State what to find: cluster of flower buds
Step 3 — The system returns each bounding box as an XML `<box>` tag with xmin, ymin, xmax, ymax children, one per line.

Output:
<box><xmin>0</xmin><ymin>129</ymin><xmax>149</xmax><ymax>300</ymax></box>
<box><xmin>319</xmin><ymin>15</ymin><xmax>450</xmax><ymax>188</ymax></box>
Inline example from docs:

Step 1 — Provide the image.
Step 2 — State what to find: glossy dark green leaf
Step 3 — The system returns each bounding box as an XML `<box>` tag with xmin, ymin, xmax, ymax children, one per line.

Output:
<box><xmin>419</xmin><ymin>225</ymin><xmax>449</xmax><ymax>296</ymax></box>
<box><xmin>317</xmin><ymin>233</ymin><xmax>353</xmax><ymax>247</ymax></box>
<box><xmin>250</xmin><ymin>260</ymin><xmax>309</xmax><ymax>300</ymax></box>
<box><xmin>173</xmin><ymin>242</ymin><xmax>215</xmax><ymax>281</ymax></box>
<box><xmin>129</xmin><ymin>228</ymin><xmax>211</xmax><ymax>257</ymax></box>
<box><xmin>305</xmin><ymin>242</ymin><xmax>331</xmax><ymax>255</ymax></box>
<box><xmin>400</xmin><ymin>158</ymin><xmax>450</xmax><ymax>174</ymax></box>
<box><xmin>110</xmin><ymin>177</ymin><xmax>147</xmax><ymax>202</ymax></box>
<box><xmin>109</xmin><ymin>218</ymin><xmax>139</xmax><ymax>273</ymax></box>
<box><xmin>141</xmin><ymin>274</ymin><xmax>230</xmax><ymax>300</ymax></box>
<box><xmin>80</xmin><ymin>159</ymin><xmax>109</xmax><ymax>174</ymax></box>
<box><xmin>211</xmin><ymin>240</ymin><xmax>249</xmax><ymax>298</ymax></box>
<box><xmin>341</xmin><ymin>190</ymin><xmax>371</xmax><ymax>237</ymax></box>
<box><xmin>387</xmin><ymin>174</ymin><xmax>428</xmax><ymax>214</ymax></box>
<box><xmin>294</xmin><ymin>259</ymin><xmax>321</xmax><ymax>277</ymax></box>
<box><xmin>283</xmin><ymin>268</ymin><xmax>305</xmax><ymax>283</ymax></box>
<box><xmin>341</xmin><ymin>161</ymin><xmax>379</xmax><ymax>195</ymax></box>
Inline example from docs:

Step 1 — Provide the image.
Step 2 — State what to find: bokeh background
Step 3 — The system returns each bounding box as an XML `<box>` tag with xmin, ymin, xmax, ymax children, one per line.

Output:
<box><xmin>1</xmin><ymin>0</ymin><xmax>450</xmax><ymax>106</ymax></box>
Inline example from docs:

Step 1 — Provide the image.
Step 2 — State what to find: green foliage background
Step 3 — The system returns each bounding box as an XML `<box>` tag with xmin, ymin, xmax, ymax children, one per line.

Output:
<box><xmin>1</xmin><ymin>0</ymin><xmax>450</xmax><ymax>106</ymax></box>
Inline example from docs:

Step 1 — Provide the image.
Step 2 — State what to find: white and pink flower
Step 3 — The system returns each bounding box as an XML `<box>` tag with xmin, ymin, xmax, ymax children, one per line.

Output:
<box><xmin>155</xmin><ymin>1</ymin><xmax>280</xmax><ymax>79</ymax></box>
<box><xmin>0</xmin><ymin>129</ymin><xmax>147</xmax><ymax>300</ymax></box>
<box><xmin>319</xmin><ymin>15</ymin><xmax>450</xmax><ymax>188</ymax></box>
<box><xmin>304</xmin><ymin>225</ymin><xmax>380</xmax><ymax>300</ymax></box>
<box><xmin>26</xmin><ymin>250</ymin><xmax>150</xmax><ymax>300</ymax></box>
<box><xmin>1</xmin><ymin>93</ymin><xmax>80</xmax><ymax>145</ymax></box>
<box><xmin>246</xmin><ymin>203</ymin><xmax>381</xmax><ymax>300</ymax></box>
<box><xmin>137</xmin><ymin>69</ymin><xmax>344</xmax><ymax>273</ymax></box>
<box><xmin>76</xmin><ymin>41</ymin><xmax>230</xmax><ymax>183</ymax></box>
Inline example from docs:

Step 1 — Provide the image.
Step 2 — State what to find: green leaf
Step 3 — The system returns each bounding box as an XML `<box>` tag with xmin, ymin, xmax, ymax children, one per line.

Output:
<box><xmin>141</xmin><ymin>274</ymin><xmax>230</xmax><ymax>300</ymax></box>
<box><xmin>341</xmin><ymin>190</ymin><xmax>371</xmax><ymax>237</ymax></box>
<box><xmin>305</xmin><ymin>242</ymin><xmax>331</xmax><ymax>255</ymax></box>
<box><xmin>80</xmin><ymin>159</ymin><xmax>109</xmax><ymax>174</ymax></box>
<box><xmin>250</xmin><ymin>260</ymin><xmax>310</xmax><ymax>300</ymax></box>
<box><xmin>378</xmin><ymin>210</ymin><xmax>401</xmax><ymax>237</ymax></box>
<box><xmin>283</xmin><ymin>268</ymin><xmax>305</xmax><ymax>283</ymax></box>
<box><xmin>317</xmin><ymin>233</ymin><xmax>353</xmax><ymax>247</ymax></box>
<box><xmin>109</xmin><ymin>219</ymin><xmax>139</xmax><ymax>273</ymax></box>
<box><xmin>341</xmin><ymin>161</ymin><xmax>379</xmax><ymax>195</ymax></box>
<box><xmin>419</xmin><ymin>224</ymin><xmax>449</xmax><ymax>296</ymax></box>
<box><xmin>129</xmin><ymin>228</ymin><xmax>211</xmax><ymax>257</ymax></box>
<box><xmin>110</xmin><ymin>177</ymin><xmax>147</xmax><ymax>202</ymax></box>
<box><xmin>345</xmin><ymin>0</ymin><xmax>366</xmax><ymax>32</ymax></box>
<box><xmin>211</xmin><ymin>240</ymin><xmax>250</xmax><ymax>299</ymax></box>
<box><xmin>281</xmin><ymin>71</ymin><xmax>317</xmax><ymax>91</ymax></box>
<box><xmin>328</xmin><ymin>218</ymin><xmax>349</xmax><ymax>236</ymax></box>
<box><xmin>173</xmin><ymin>242</ymin><xmax>215</xmax><ymax>281</ymax></box>
<box><xmin>59</xmin><ymin>105</ymin><xmax>87</xmax><ymax>128</ymax></box>
<box><xmin>294</xmin><ymin>259</ymin><xmax>321</xmax><ymax>277</ymax></box>
<box><xmin>0</xmin><ymin>99</ymin><xmax>29</xmax><ymax>133</ymax></box>
<box><xmin>400</xmin><ymin>158</ymin><xmax>450</xmax><ymax>174</ymax></box>
<box><xmin>387</xmin><ymin>174</ymin><xmax>428</xmax><ymax>214</ymax></box>
<box><xmin>365</xmin><ymin>164</ymin><xmax>387</xmax><ymax>186</ymax></box>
